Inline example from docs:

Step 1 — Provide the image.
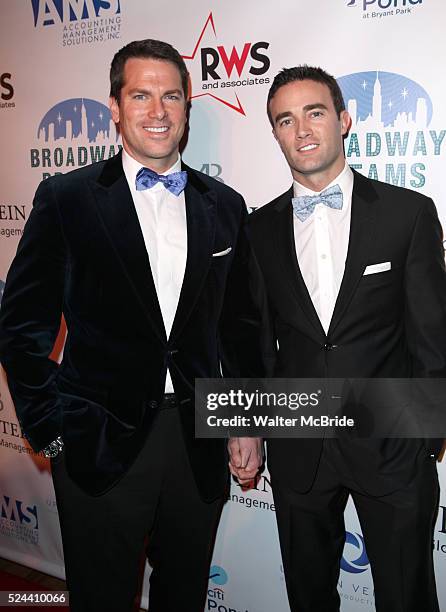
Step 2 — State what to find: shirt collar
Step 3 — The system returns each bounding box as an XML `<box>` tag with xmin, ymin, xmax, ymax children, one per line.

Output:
<box><xmin>122</xmin><ymin>149</ymin><xmax>182</xmax><ymax>192</ymax></box>
<box><xmin>292</xmin><ymin>162</ymin><xmax>353</xmax><ymax>201</ymax></box>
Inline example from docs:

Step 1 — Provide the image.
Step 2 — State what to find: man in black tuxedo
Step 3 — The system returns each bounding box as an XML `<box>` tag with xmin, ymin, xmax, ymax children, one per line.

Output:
<box><xmin>0</xmin><ymin>39</ymin><xmax>261</xmax><ymax>611</ymax></box>
<box><xmin>247</xmin><ymin>66</ymin><xmax>446</xmax><ymax>612</ymax></box>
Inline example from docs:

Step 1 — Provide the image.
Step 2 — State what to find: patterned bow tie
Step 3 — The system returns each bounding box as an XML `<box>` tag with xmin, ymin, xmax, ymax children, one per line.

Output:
<box><xmin>136</xmin><ymin>167</ymin><xmax>188</xmax><ymax>196</ymax></box>
<box><xmin>292</xmin><ymin>184</ymin><xmax>343</xmax><ymax>222</ymax></box>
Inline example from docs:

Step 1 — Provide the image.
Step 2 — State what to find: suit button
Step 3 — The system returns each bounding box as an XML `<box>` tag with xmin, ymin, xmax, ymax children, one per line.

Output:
<box><xmin>323</xmin><ymin>343</ymin><xmax>337</xmax><ymax>351</ymax></box>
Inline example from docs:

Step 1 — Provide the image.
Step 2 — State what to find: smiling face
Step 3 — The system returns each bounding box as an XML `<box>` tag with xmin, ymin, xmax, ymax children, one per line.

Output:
<box><xmin>109</xmin><ymin>57</ymin><xmax>187</xmax><ymax>172</ymax></box>
<box><xmin>269</xmin><ymin>79</ymin><xmax>350</xmax><ymax>191</ymax></box>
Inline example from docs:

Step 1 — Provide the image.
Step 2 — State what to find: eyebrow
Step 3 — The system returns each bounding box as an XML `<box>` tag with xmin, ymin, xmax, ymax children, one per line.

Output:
<box><xmin>274</xmin><ymin>103</ymin><xmax>329</xmax><ymax>124</ymax></box>
<box><xmin>127</xmin><ymin>87</ymin><xmax>184</xmax><ymax>97</ymax></box>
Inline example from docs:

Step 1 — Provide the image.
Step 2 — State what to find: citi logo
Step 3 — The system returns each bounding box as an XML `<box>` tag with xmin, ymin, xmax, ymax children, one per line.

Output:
<box><xmin>0</xmin><ymin>495</ymin><xmax>39</xmax><ymax>530</ymax></box>
<box><xmin>31</xmin><ymin>0</ymin><xmax>121</xmax><ymax>27</ymax></box>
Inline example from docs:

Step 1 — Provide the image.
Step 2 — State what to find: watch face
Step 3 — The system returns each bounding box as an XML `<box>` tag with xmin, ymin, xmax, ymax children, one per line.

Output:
<box><xmin>44</xmin><ymin>441</ymin><xmax>62</xmax><ymax>458</ymax></box>
<box><xmin>43</xmin><ymin>444</ymin><xmax>58</xmax><ymax>458</ymax></box>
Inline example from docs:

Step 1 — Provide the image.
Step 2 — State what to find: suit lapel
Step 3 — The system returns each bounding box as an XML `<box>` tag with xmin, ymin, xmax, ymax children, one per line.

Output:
<box><xmin>328</xmin><ymin>171</ymin><xmax>378</xmax><ymax>335</ymax></box>
<box><xmin>169</xmin><ymin>164</ymin><xmax>216</xmax><ymax>343</ymax></box>
<box><xmin>273</xmin><ymin>189</ymin><xmax>326</xmax><ymax>339</ymax></box>
<box><xmin>89</xmin><ymin>152</ymin><xmax>166</xmax><ymax>342</ymax></box>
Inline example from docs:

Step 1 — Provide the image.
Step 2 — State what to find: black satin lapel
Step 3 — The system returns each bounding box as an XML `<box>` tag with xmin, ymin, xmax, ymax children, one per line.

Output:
<box><xmin>328</xmin><ymin>173</ymin><xmax>377</xmax><ymax>336</ymax></box>
<box><xmin>169</xmin><ymin>178</ymin><xmax>216</xmax><ymax>342</ymax></box>
<box><xmin>89</xmin><ymin>171</ymin><xmax>166</xmax><ymax>343</ymax></box>
<box><xmin>274</xmin><ymin>192</ymin><xmax>326</xmax><ymax>339</ymax></box>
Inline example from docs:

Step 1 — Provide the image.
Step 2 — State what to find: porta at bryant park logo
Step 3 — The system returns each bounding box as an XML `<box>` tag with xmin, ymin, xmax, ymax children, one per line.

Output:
<box><xmin>338</xmin><ymin>70</ymin><xmax>444</xmax><ymax>190</ymax></box>
<box><xmin>30</xmin><ymin>97</ymin><xmax>121</xmax><ymax>179</ymax></box>
<box><xmin>181</xmin><ymin>12</ymin><xmax>271</xmax><ymax>116</ymax></box>
<box><xmin>30</xmin><ymin>0</ymin><xmax>122</xmax><ymax>47</ymax></box>
<box><xmin>346</xmin><ymin>0</ymin><xmax>423</xmax><ymax>19</ymax></box>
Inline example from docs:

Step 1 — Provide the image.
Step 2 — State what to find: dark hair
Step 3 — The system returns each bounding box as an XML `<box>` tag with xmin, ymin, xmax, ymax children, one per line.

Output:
<box><xmin>267</xmin><ymin>65</ymin><xmax>345</xmax><ymax>125</ymax></box>
<box><xmin>110</xmin><ymin>39</ymin><xmax>189</xmax><ymax>103</ymax></box>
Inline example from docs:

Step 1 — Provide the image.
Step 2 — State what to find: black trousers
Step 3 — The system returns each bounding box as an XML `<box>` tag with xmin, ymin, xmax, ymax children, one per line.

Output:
<box><xmin>272</xmin><ymin>440</ymin><xmax>440</xmax><ymax>612</ymax></box>
<box><xmin>51</xmin><ymin>402</ymin><xmax>224</xmax><ymax>612</ymax></box>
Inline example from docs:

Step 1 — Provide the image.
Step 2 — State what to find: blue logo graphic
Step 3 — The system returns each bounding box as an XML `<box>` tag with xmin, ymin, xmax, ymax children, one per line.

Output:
<box><xmin>338</xmin><ymin>71</ymin><xmax>433</xmax><ymax>129</ymax></box>
<box><xmin>0</xmin><ymin>280</ymin><xmax>4</xmax><ymax>306</ymax></box>
<box><xmin>0</xmin><ymin>496</ymin><xmax>39</xmax><ymax>530</ymax></box>
<box><xmin>31</xmin><ymin>0</ymin><xmax>120</xmax><ymax>27</ymax></box>
<box><xmin>209</xmin><ymin>565</ymin><xmax>228</xmax><ymax>586</ymax></box>
<box><xmin>341</xmin><ymin>532</ymin><xmax>369</xmax><ymax>574</ymax></box>
<box><xmin>37</xmin><ymin>98</ymin><xmax>115</xmax><ymax>143</ymax></box>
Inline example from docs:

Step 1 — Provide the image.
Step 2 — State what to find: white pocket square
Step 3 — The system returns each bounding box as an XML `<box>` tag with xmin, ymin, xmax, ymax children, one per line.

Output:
<box><xmin>363</xmin><ymin>261</ymin><xmax>391</xmax><ymax>275</ymax></box>
<box><xmin>212</xmin><ymin>247</ymin><xmax>232</xmax><ymax>257</ymax></box>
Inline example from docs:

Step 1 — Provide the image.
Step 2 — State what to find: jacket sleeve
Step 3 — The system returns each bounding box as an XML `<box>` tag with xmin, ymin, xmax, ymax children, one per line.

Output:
<box><xmin>218</xmin><ymin>200</ymin><xmax>274</xmax><ymax>379</ymax></box>
<box><xmin>0</xmin><ymin>178</ymin><xmax>67</xmax><ymax>451</ymax></box>
<box><xmin>404</xmin><ymin>197</ymin><xmax>446</xmax><ymax>377</ymax></box>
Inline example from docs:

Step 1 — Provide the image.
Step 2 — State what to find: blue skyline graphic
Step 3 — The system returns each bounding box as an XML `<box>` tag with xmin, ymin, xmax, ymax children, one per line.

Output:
<box><xmin>37</xmin><ymin>98</ymin><xmax>116</xmax><ymax>143</ymax></box>
<box><xmin>338</xmin><ymin>71</ymin><xmax>433</xmax><ymax>128</ymax></box>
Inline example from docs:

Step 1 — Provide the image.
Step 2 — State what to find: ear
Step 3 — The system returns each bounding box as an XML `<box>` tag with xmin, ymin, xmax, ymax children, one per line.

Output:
<box><xmin>340</xmin><ymin>110</ymin><xmax>351</xmax><ymax>136</ymax></box>
<box><xmin>109</xmin><ymin>96</ymin><xmax>120</xmax><ymax>125</ymax></box>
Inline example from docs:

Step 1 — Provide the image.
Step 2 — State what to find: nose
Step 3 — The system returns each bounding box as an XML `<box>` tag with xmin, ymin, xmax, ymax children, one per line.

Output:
<box><xmin>148</xmin><ymin>97</ymin><xmax>167</xmax><ymax>120</ymax></box>
<box><xmin>296</xmin><ymin>117</ymin><xmax>312</xmax><ymax>139</ymax></box>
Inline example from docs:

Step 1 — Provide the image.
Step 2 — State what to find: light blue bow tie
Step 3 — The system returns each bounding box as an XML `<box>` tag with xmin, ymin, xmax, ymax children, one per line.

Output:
<box><xmin>292</xmin><ymin>184</ymin><xmax>343</xmax><ymax>222</ymax></box>
<box><xmin>136</xmin><ymin>167</ymin><xmax>187</xmax><ymax>196</ymax></box>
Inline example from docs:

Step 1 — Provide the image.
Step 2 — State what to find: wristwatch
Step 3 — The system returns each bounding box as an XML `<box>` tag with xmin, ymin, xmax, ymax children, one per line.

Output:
<box><xmin>42</xmin><ymin>436</ymin><xmax>64</xmax><ymax>458</ymax></box>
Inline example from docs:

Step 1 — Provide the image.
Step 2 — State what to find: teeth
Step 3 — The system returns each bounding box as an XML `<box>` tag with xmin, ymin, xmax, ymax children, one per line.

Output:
<box><xmin>144</xmin><ymin>126</ymin><xmax>168</xmax><ymax>133</ymax></box>
<box><xmin>299</xmin><ymin>144</ymin><xmax>318</xmax><ymax>151</ymax></box>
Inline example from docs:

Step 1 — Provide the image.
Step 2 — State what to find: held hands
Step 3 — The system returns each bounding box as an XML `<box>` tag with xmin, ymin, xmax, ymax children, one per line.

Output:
<box><xmin>228</xmin><ymin>437</ymin><xmax>263</xmax><ymax>485</ymax></box>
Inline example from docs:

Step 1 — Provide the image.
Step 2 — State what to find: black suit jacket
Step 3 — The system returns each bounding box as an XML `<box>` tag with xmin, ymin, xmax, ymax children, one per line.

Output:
<box><xmin>0</xmin><ymin>152</ymin><xmax>261</xmax><ymax>498</ymax></box>
<box><xmin>248</xmin><ymin>170</ymin><xmax>446</xmax><ymax>495</ymax></box>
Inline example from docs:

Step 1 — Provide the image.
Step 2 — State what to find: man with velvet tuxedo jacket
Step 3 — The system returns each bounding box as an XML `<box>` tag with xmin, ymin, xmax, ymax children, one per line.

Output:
<box><xmin>248</xmin><ymin>66</ymin><xmax>446</xmax><ymax>612</ymax></box>
<box><xmin>0</xmin><ymin>40</ymin><xmax>262</xmax><ymax>612</ymax></box>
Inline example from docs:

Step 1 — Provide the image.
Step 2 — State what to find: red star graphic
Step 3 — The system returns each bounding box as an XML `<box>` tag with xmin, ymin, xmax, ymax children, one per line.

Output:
<box><xmin>181</xmin><ymin>12</ymin><xmax>246</xmax><ymax>116</ymax></box>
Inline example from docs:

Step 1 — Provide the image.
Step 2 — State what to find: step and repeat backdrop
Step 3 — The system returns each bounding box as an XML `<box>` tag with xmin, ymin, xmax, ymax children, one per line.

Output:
<box><xmin>1</xmin><ymin>1</ymin><xmax>445</xmax><ymax>611</ymax></box>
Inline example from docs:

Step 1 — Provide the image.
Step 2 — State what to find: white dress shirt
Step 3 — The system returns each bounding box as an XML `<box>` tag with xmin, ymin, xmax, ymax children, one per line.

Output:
<box><xmin>293</xmin><ymin>163</ymin><xmax>354</xmax><ymax>334</ymax></box>
<box><xmin>122</xmin><ymin>150</ymin><xmax>187</xmax><ymax>393</ymax></box>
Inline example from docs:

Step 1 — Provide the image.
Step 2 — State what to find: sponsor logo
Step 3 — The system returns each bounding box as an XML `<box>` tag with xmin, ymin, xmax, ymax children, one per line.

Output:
<box><xmin>200</xmin><ymin>163</ymin><xmax>224</xmax><ymax>183</ymax></box>
<box><xmin>0</xmin><ymin>206</ymin><xmax>27</xmax><ymax>238</ymax></box>
<box><xmin>0</xmin><ymin>73</ymin><xmax>15</xmax><ymax>109</ymax></box>
<box><xmin>31</xmin><ymin>97</ymin><xmax>121</xmax><ymax>179</ymax></box>
<box><xmin>209</xmin><ymin>565</ymin><xmax>228</xmax><ymax>586</ymax></box>
<box><xmin>30</xmin><ymin>0</ymin><xmax>122</xmax><ymax>47</ymax></box>
<box><xmin>230</xmin><ymin>473</ymin><xmax>276</xmax><ymax>512</ymax></box>
<box><xmin>338</xmin><ymin>532</ymin><xmax>374</xmax><ymax>607</ymax></box>
<box><xmin>347</xmin><ymin>0</ymin><xmax>423</xmax><ymax>19</ymax></box>
<box><xmin>434</xmin><ymin>504</ymin><xmax>446</xmax><ymax>555</ymax></box>
<box><xmin>341</xmin><ymin>531</ymin><xmax>370</xmax><ymax>574</ymax></box>
<box><xmin>339</xmin><ymin>70</ymin><xmax>444</xmax><ymax>189</ymax></box>
<box><xmin>181</xmin><ymin>12</ymin><xmax>271</xmax><ymax>115</ymax></box>
<box><xmin>207</xmin><ymin>565</ymin><xmax>250</xmax><ymax>611</ymax></box>
<box><xmin>0</xmin><ymin>494</ymin><xmax>39</xmax><ymax>544</ymax></box>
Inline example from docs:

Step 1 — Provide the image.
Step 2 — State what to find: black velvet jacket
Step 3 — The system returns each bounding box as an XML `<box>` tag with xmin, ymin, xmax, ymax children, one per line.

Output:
<box><xmin>0</xmin><ymin>152</ymin><xmax>261</xmax><ymax>498</ymax></box>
